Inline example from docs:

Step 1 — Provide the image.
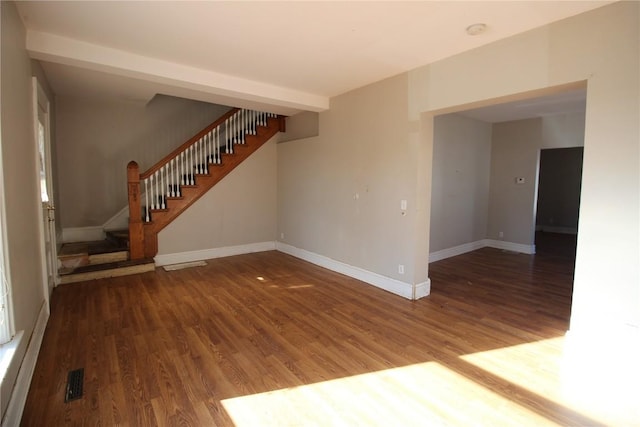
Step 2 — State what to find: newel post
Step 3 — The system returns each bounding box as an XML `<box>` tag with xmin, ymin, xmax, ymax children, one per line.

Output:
<box><xmin>127</xmin><ymin>161</ymin><xmax>144</xmax><ymax>260</ymax></box>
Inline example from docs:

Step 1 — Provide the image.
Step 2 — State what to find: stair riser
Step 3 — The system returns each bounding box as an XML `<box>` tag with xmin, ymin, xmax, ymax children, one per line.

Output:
<box><xmin>59</xmin><ymin>263</ymin><xmax>156</xmax><ymax>284</ymax></box>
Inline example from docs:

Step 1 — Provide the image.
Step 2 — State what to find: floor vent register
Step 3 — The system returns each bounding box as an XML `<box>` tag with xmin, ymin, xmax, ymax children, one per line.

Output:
<box><xmin>64</xmin><ymin>368</ymin><xmax>84</xmax><ymax>402</ymax></box>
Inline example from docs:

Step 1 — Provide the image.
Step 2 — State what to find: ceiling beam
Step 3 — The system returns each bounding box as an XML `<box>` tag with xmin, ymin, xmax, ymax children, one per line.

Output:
<box><xmin>26</xmin><ymin>30</ymin><xmax>329</xmax><ymax>113</ymax></box>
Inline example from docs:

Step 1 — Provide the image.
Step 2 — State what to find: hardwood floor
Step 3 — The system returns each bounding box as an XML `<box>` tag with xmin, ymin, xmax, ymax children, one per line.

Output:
<box><xmin>22</xmin><ymin>237</ymin><xmax>607</xmax><ymax>426</ymax></box>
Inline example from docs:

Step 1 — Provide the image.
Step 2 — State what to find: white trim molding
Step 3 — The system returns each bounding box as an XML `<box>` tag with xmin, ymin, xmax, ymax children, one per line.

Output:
<box><xmin>429</xmin><ymin>239</ymin><xmax>535</xmax><ymax>263</ymax></box>
<box><xmin>276</xmin><ymin>242</ymin><xmax>429</xmax><ymax>300</ymax></box>
<box><xmin>429</xmin><ymin>240</ymin><xmax>487</xmax><ymax>263</ymax></box>
<box><xmin>154</xmin><ymin>241</ymin><xmax>276</xmax><ymax>266</ymax></box>
<box><xmin>2</xmin><ymin>301</ymin><xmax>49</xmax><ymax>426</ymax></box>
<box><xmin>61</xmin><ymin>226</ymin><xmax>105</xmax><ymax>243</ymax></box>
<box><xmin>485</xmin><ymin>239</ymin><xmax>535</xmax><ymax>254</ymax></box>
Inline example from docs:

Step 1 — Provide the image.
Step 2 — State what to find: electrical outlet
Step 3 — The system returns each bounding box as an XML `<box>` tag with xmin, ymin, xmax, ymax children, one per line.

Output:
<box><xmin>499</xmin><ymin>231</ymin><xmax>504</xmax><ymax>239</ymax></box>
<box><xmin>398</xmin><ymin>264</ymin><xmax>405</xmax><ymax>274</ymax></box>
<box><xmin>280</xmin><ymin>232</ymin><xmax>285</xmax><ymax>240</ymax></box>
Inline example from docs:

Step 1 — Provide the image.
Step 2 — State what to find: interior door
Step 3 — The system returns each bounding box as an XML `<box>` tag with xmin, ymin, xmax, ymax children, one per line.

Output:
<box><xmin>33</xmin><ymin>78</ymin><xmax>57</xmax><ymax>302</ymax></box>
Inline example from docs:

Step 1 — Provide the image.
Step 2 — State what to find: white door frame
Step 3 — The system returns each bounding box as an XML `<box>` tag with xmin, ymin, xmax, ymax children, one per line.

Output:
<box><xmin>32</xmin><ymin>77</ymin><xmax>57</xmax><ymax>309</ymax></box>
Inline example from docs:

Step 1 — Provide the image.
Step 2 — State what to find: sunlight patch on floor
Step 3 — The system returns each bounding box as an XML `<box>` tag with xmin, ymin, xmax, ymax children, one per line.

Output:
<box><xmin>221</xmin><ymin>360</ymin><xmax>560</xmax><ymax>427</ymax></box>
<box><xmin>460</xmin><ymin>336</ymin><xmax>639</xmax><ymax>426</ymax></box>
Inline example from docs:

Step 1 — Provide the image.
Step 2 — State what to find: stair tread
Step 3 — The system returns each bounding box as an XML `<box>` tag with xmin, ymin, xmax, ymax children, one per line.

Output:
<box><xmin>59</xmin><ymin>239</ymin><xmax>128</xmax><ymax>256</ymax></box>
<box><xmin>60</xmin><ymin>257</ymin><xmax>154</xmax><ymax>275</ymax></box>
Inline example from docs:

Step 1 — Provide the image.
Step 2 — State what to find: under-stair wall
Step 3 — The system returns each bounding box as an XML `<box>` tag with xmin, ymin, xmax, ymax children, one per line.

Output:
<box><xmin>156</xmin><ymin>137</ymin><xmax>278</xmax><ymax>264</ymax></box>
<box><xmin>57</xmin><ymin>95</ymin><xmax>231</xmax><ymax>239</ymax></box>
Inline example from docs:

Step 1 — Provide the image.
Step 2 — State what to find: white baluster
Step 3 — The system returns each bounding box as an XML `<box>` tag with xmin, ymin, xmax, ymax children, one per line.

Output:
<box><xmin>154</xmin><ymin>171</ymin><xmax>160</xmax><ymax>209</ymax></box>
<box><xmin>199</xmin><ymin>137</ymin><xmax>204</xmax><ymax>173</ymax></box>
<box><xmin>252</xmin><ymin>110</ymin><xmax>257</xmax><ymax>134</ymax></box>
<box><xmin>227</xmin><ymin>117</ymin><xmax>231</xmax><ymax>149</ymax></box>
<box><xmin>144</xmin><ymin>179</ymin><xmax>150</xmax><ymax>222</ymax></box>
<box><xmin>149</xmin><ymin>174</ymin><xmax>155</xmax><ymax>210</ymax></box>
<box><xmin>215</xmin><ymin>127</ymin><xmax>220</xmax><ymax>163</ymax></box>
<box><xmin>199</xmin><ymin>139</ymin><xmax>203</xmax><ymax>174</ymax></box>
<box><xmin>160</xmin><ymin>168</ymin><xmax>166</xmax><ymax>209</ymax></box>
<box><xmin>233</xmin><ymin>114</ymin><xmax>237</xmax><ymax>147</ymax></box>
<box><xmin>187</xmin><ymin>147</ymin><xmax>191</xmax><ymax>184</ymax></box>
<box><xmin>174</xmin><ymin>158</ymin><xmax>179</xmax><ymax>196</ymax></box>
<box><xmin>169</xmin><ymin>160</ymin><xmax>174</xmax><ymax>197</ymax></box>
<box><xmin>204</xmin><ymin>134</ymin><xmax>209</xmax><ymax>171</ymax></box>
<box><xmin>241</xmin><ymin>109</ymin><xmax>246</xmax><ymax>143</ymax></box>
<box><xmin>232</xmin><ymin>114</ymin><xmax>236</xmax><ymax>146</ymax></box>
<box><xmin>202</xmin><ymin>136</ymin><xmax>206</xmax><ymax>173</ymax></box>
<box><xmin>190</xmin><ymin>146</ymin><xmax>195</xmax><ymax>185</ymax></box>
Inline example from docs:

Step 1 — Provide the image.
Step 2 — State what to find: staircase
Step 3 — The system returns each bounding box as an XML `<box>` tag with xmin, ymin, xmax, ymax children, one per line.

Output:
<box><xmin>57</xmin><ymin>230</ymin><xmax>154</xmax><ymax>284</ymax></box>
<box><xmin>127</xmin><ymin>108</ymin><xmax>285</xmax><ymax>259</ymax></box>
<box><xmin>57</xmin><ymin>108</ymin><xmax>284</xmax><ymax>284</ymax></box>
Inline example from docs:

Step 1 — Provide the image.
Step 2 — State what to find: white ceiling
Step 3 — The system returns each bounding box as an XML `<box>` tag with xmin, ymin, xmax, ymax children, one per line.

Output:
<box><xmin>16</xmin><ymin>1</ymin><xmax>609</xmax><ymax>115</ymax></box>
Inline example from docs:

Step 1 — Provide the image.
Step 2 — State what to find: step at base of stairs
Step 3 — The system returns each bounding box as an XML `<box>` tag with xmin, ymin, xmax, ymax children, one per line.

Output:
<box><xmin>58</xmin><ymin>239</ymin><xmax>128</xmax><ymax>256</ymax></box>
<box><xmin>59</xmin><ymin>251</ymin><xmax>129</xmax><ymax>270</ymax></box>
<box><xmin>106</xmin><ymin>229</ymin><xmax>129</xmax><ymax>248</ymax></box>
<box><xmin>58</xmin><ymin>238</ymin><xmax>129</xmax><ymax>270</ymax></box>
<box><xmin>60</xmin><ymin>258</ymin><xmax>155</xmax><ymax>285</ymax></box>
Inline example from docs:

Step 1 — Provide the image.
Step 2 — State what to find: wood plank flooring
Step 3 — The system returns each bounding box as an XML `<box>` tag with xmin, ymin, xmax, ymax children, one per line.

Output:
<box><xmin>22</xmin><ymin>235</ymin><xmax>604</xmax><ymax>426</ymax></box>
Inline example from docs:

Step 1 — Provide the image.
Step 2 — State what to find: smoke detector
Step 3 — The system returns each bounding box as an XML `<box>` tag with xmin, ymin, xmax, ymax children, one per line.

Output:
<box><xmin>466</xmin><ymin>23</ymin><xmax>487</xmax><ymax>36</ymax></box>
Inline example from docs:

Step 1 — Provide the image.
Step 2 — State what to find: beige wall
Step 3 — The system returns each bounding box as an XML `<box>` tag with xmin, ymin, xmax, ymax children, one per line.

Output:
<box><xmin>56</xmin><ymin>95</ymin><xmax>230</xmax><ymax>228</ymax></box>
<box><xmin>158</xmin><ymin>138</ymin><xmax>278</xmax><ymax>254</ymax></box>
<box><xmin>487</xmin><ymin>113</ymin><xmax>585</xmax><ymax>246</ymax></box>
<box><xmin>430</xmin><ymin>114</ymin><xmax>492</xmax><ymax>252</ymax></box>
<box><xmin>279</xmin><ymin>4</ymin><xmax>639</xmax><ymax>314</ymax></box>
<box><xmin>278</xmin><ymin>73</ymin><xmax>422</xmax><ymax>284</ymax></box>
<box><xmin>542</xmin><ymin>111</ymin><xmax>585</xmax><ymax>149</ymax></box>
<box><xmin>279</xmin><ymin>111</ymin><xmax>319</xmax><ymax>143</ymax></box>
<box><xmin>487</xmin><ymin>118</ymin><xmax>542</xmax><ymax>245</ymax></box>
<box><xmin>409</xmin><ymin>2</ymin><xmax>638</xmax><ymax>335</ymax></box>
<box><xmin>0</xmin><ymin>0</ymin><xmax>47</xmax><ymax>416</ymax></box>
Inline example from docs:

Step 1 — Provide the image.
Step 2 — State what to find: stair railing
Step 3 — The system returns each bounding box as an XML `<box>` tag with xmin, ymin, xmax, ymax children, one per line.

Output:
<box><xmin>127</xmin><ymin>108</ymin><xmax>279</xmax><ymax>259</ymax></box>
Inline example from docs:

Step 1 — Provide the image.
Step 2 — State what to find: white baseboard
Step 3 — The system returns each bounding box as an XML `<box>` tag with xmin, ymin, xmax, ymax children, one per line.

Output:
<box><xmin>61</xmin><ymin>226</ymin><xmax>105</xmax><ymax>243</ymax></box>
<box><xmin>429</xmin><ymin>239</ymin><xmax>535</xmax><ymax>263</ymax></box>
<box><xmin>2</xmin><ymin>301</ymin><xmax>49</xmax><ymax>426</ymax></box>
<box><xmin>276</xmin><ymin>242</ymin><xmax>429</xmax><ymax>300</ymax></box>
<box><xmin>485</xmin><ymin>239</ymin><xmax>535</xmax><ymax>254</ymax></box>
<box><xmin>154</xmin><ymin>241</ymin><xmax>276</xmax><ymax>266</ymax></box>
<box><xmin>414</xmin><ymin>280</ymin><xmax>431</xmax><ymax>299</ymax></box>
<box><xmin>429</xmin><ymin>240</ymin><xmax>486</xmax><ymax>263</ymax></box>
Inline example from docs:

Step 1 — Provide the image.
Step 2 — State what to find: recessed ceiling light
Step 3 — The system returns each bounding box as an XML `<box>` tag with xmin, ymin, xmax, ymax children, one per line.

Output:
<box><xmin>466</xmin><ymin>23</ymin><xmax>487</xmax><ymax>36</ymax></box>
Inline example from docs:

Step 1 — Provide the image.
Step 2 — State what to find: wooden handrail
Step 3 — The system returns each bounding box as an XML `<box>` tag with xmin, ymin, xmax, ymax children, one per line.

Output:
<box><xmin>140</xmin><ymin>107</ymin><xmax>239</xmax><ymax>180</ymax></box>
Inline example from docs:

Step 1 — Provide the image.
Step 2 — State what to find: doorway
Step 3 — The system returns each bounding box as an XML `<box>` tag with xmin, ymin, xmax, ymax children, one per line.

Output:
<box><xmin>33</xmin><ymin>77</ymin><xmax>57</xmax><ymax>305</ymax></box>
<box><xmin>535</xmin><ymin>147</ymin><xmax>583</xmax><ymax>258</ymax></box>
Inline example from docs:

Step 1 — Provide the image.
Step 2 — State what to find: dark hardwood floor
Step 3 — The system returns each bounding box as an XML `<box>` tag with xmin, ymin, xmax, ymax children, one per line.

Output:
<box><xmin>22</xmin><ymin>234</ymin><xmax>602</xmax><ymax>426</ymax></box>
